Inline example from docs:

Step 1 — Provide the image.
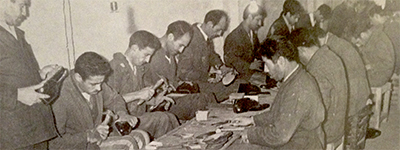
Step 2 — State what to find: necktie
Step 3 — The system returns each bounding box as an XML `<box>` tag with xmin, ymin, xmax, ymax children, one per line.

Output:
<box><xmin>207</xmin><ymin>38</ymin><xmax>214</xmax><ymax>51</ymax></box>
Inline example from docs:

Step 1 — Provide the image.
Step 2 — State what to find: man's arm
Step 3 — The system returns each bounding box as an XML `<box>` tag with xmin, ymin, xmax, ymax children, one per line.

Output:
<box><xmin>224</xmin><ymin>39</ymin><xmax>251</xmax><ymax>75</ymax></box>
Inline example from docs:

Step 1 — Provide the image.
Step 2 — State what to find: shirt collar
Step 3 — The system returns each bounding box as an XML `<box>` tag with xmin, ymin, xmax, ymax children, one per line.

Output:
<box><xmin>197</xmin><ymin>24</ymin><xmax>208</xmax><ymax>41</ymax></box>
<box><xmin>123</xmin><ymin>54</ymin><xmax>137</xmax><ymax>75</ymax></box>
<box><xmin>0</xmin><ymin>21</ymin><xmax>17</xmax><ymax>39</ymax></box>
<box><xmin>282</xmin><ymin>15</ymin><xmax>294</xmax><ymax>33</ymax></box>
<box><xmin>309</xmin><ymin>13</ymin><xmax>316</xmax><ymax>27</ymax></box>
<box><xmin>283</xmin><ymin>64</ymin><xmax>299</xmax><ymax>82</ymax></box>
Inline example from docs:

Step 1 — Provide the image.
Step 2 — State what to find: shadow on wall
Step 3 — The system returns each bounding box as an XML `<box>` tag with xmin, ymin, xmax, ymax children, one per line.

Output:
<box><xmin>127</xmin><ymin>7</ymin><xmax>138</xmax><ymax>35</ymax></box>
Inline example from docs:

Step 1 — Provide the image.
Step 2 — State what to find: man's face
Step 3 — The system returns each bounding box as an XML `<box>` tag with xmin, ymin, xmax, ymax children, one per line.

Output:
<box><xmin>314</xmin><ymin>10</ymin><xmax>323</xmax><ymax>22</ymax></box>
<box><xmin>4</xmin><ymin>0</ymin><xmax>30</xmax><ymax>26</ymax></box>
<box><xmin>297</xmin><ymin>47</ymin><xmax>313</xmax><ymax>65</ymax></box>
<box><xmin>208</xmin><ymin>16</ymin><xmax>227</xmax><ymax>39</ymax></box>
<box><xmin>131</xmin><ymin>46</ymin><xmax>155</xmax><ymax>66</ymax></box>
<box><xmin>249</xmin><ymin>15</ymin><xmax>264</xmax><ymax>31</ymax></box>
<box><xmin>167</xmin><ymin>32</ymin><xmax>191</xmax><ymax>55</ymax></box>
<box><xmin>77</xmin><ymin>75</ymin><xmax>105</xmax><ymax>95</ymax></box>
<box><xmin>262</xmin><ymin>56</ymin><xmax>284</xmax><ymax>81</ymax></box>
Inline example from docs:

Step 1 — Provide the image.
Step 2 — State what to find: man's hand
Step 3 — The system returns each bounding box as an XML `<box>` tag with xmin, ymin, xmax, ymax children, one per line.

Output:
<box><xmin>17</xmin><ymin>81</ymin><xmax>49</xmax><ymax>106</ymax></box>
<box><xmin>123</xmin><ymin>87</ymin><xmax>155</xmax><ymax>103</ymax></box>
<box><xmin>116</xmin><ymin>111</ymin><xmax>138</xmax><ymax>127</ymax></box>
<box><xmin>39</xmin><ymin>64</ymin><xmax>60</xmax><ymax>80</ymax></box>
<box><xmin>88</xmin><ymin>114</ymin><xmax>111</xmax><ymax>145</ymax></box>
<box><xmin>249</xmin><ymin>60</ymin><xmax>263</xmax><ymax>71</ymax></box>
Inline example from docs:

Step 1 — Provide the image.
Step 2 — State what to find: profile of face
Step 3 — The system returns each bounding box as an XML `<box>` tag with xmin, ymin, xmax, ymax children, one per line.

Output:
<box><xmin>208</xmin><ymin>16</ymin><xmax>227</xmax><ymax>39</ymax></box>
<box><xmin>297</xmin><ymin>47</ymin><xmax>313</xmax><ymax>65</ymax></box>
<box><xmin>130</xmin><ymin>45</ymin><xmax>155</xmax><ymax>66</ymax></box>
<box><xmin>314</xmin><ymin>10</ymin><xmax>324</xmax><ymax>22</ymax></box>
<box><xmin>262</xmin><ymin>56</ymin><xmax>285</xmax><ymax>81</ymax></box>
<box><xmin>249</xmin><ymin>15</ymin><xmax>264</xmax><ymax>31</ymax></box>
<box><xmin>167</xmin><ymin>32</ymin><xmax>191</xmax><ymax>55</ymax></box>
<box><xmin>76</xmin><ymin>74</ymin><xmax>106</xmax><ymax>95</ymax></box>
<box><xmin>285</xmin><ymin>12</ymin><xmax>300</xmax><ymax>25</ymax></box>
<box><xmin>4</xmin><ymin>0</ymin><xmax>30</xmax><ymax>26</ymax></box>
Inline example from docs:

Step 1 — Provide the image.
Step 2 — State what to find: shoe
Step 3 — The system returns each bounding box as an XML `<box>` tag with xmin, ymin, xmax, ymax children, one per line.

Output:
<box><xmin>366</xmin><ymin>128</ymin><xmax>381</xmax><ymax>139</ymax></box>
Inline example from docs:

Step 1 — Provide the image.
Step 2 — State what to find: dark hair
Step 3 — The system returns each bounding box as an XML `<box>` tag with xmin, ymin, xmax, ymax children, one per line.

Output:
<box><xmin>128</xmin><ymin>30</ymin><xmax>161</xmax><ymax>50</ymax></box>
<box><xmin>243</xmin><ymin>3</ymin><xmax>267</xmax><ymax>20</ymax></box>
<box><xmin>312</xmin><ymin>27</ymin><xmax>327</xmax><ymax>39</ymax></box>
<box><xmin>259</xmin><ymin>36</ymin><xmax>299</xmax><ymax>63</ymax></box>
<box><xmin>317</xmin><ymin>4</ymin><xmax>332</xmax><ymax>20</ymax></box>
<box><xmin>289</xmin><ymin>28</ymin><xmax>319</xmax><ymax>48</ymax></box>
<box><xmin>75</xmin><ymin>52</ymin><xmax>112</xmax><ymax>80</ymax></box>
<box><xmin>166</xmin><ymin>20</ymin><xmax>193</xmax><ymax>40</ymax></box>
<box><xmin>282</xmin><ymin>0</ymin><xmax>304</xmax><ymax>16</ymax></box>
<box><xmin>204</xmin><ymin>9</ymin><xmax>228</xmax><ymax>27</ymax></box>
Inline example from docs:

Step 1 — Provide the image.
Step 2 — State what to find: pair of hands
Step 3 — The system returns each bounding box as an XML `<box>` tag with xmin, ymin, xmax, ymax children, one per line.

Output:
<box><xmin>208</xmin><ymin>65</ymin><xmax>236</xmax><ymax>83</ymax></box>
<box><xmin>230</xmin><ymin>116</ymin><xmax>254</xmax><ymax>144</ymax></box>
<box><xmin>17</xmin><ymin>64</ymin><xmax>61</xmax><ymax>106</ymax></box>
<box><xmin>88</xmin><ymin>110</ymin><xmax>138</xmax><ymax>145</ymax></box>
<box><xmin>249</xmin><ymin>59</ymin><xmax>264</xmax><ymax>72</ymax></box>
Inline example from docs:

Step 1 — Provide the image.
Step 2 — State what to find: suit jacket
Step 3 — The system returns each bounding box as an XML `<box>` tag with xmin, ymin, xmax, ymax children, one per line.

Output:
<box><xmin>267</xmin><ymin>16</ymin><xmax>292</xmax><ymax>38</ymax></box>
<box><xmin>247</xmin><ymin>66</ymin><xmax>325</xmax><ymax>149</ymax></box>
<box><xmin>224</xmin><ymin>22</ymin><xmax>259</xmax><ymax>80</ymax></box>
<box><xmin>383</xmin><ymin>18</ymin><xmax>400</xmax><ymax>75</ymax></box>
<box><xmin>326</xmin><ymin>33</ymin><xmax>371</xmax><ymax>116</ymax></box>
<box><xmin>306</xmin><ymin>46</ymin><xmax>348</xmax><ymax>143</ymax></box>
<box><xmin>49</xmin><ymin>72</ymin><xmax>127</xmax><ymax>149</ymax></box>
<box><xmin>178</xmin><ymin>24</ymin><xmax>223</xmax><ymax>82</ymax></box>
<box><xmin>107</xmin><ymin>53</ymin><xmax>148</xmax><ymax>116</ymax></box>
<box><xmin>143</xmin><ymin>48</ymin><xmax>178</xmax><ymax>87</ymax></box>
<box><xmin>360</xmin><ymin>25</ymin><xmax>395</xmax><ymax>87</ymax></box>
<box><xmin>0</xmin><ymin>26</ymin><xmax>57</xmax><ymax>149</ymax></box>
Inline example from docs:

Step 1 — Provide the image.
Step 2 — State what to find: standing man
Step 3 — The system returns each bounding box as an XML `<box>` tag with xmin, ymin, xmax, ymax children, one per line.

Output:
<box><xmin>290</xmin><ymin>28</ymin><xmax>348</xmax><ymax>146</ymax></box>
<box><xmin>232</xmin><ymin>38</ymin><xmax>325</xmax><ymax>149</ymax></box>
<box><xmin>50</xmin><ymin>52</ymin><xmax>143</xmax><ymax>149</ymax></box>
<box><xmin>107</xmin><ymin>30</ymin><xmax>179</xmax><ymax>139</ymax></box>
<box><xmin>267</xmin><ymin>0</ymin><xmax>304</xmax><ymax>38</ymax></box>
<box><xmin>295</xmin><ymin>4</ymin><xmax>332</xmax><ymax>29</ymax></box>
<box><xmin>224</xmin><ymin>2</ymin><xmax>267</xmax><ymax>81</ymax></box>
<box><xmin>144</xmin><ymin>20</ymin><xmax>217</xmax><ymax>120</ymax></box>
<box><xmin>0</xmin><ymin>0</ymin><xmax>59</xmax><ymax>149</ymax></box>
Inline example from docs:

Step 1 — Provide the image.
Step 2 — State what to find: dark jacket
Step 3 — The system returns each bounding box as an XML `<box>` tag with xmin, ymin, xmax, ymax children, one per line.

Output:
<box><xmin>267</xmin><ymin>16</ymin><xmax>291</xmax><ymax>38</ymax></box>
<box><xmin>177</xmin><ymin>24</ymin><xmax>223</xmax><ymax>82</ymax></box>
<box><xmin>0</xmin><ymin>26</ymin><xmax>57</xmax><ymax>149</ymax></box>
<box><xmin>224</xmin><ymin>22</ymin><xmax>260</xmax><ymax>80</ymax></box>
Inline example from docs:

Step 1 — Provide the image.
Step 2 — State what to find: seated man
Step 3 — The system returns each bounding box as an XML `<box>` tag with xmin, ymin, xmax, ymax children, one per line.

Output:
<box><xmin>232</xmin><ymin>38</ymin><xmax>325</xmax><ymax>149</ymax></box>
<box><xmin>107</xmin><ymin>30</ymin><xmax>179</xmax><ymax>138</ymax></box>
<box><xmin>291</xmin><ymin>28</ymin><xmax>348</xmax><ymax>145</ymax></box>
<box><xmin>295</xmin><ymin>4</ymin><xmax>332</xmax><ymax>29</ymax></box>
<box><xmin>143</xmin><ymin>20</ymin><xmax>217</xmax><ymax>120</ymax></box>
<box><xmin>177</xmin><ymin>10</ymin><xmax>241</xmax><ymax>102</ymax></box>
<box><xmin>224</xmin><ymin>2</ymin><xmax>267</xmax><ymax>81</ymax></box>
<box><xmin>50</xmin><ymin>52</ymin><xmax>145</xmax><ymax>149</ymax></box>
<box><xmin>267</xmin><ymin>0</ymin><xmax>304</xmax><ymax>38</ymax></box>
<box><xmin>354</xmin><ymin>5</ymin><xmax>395</xmax><ymax>87</ymax></box>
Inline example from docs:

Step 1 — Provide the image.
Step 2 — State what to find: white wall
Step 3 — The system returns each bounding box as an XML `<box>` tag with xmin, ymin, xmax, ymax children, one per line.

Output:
<box><xmin>21</xmin><ymin>0</ymin><xmax>344</xmax><ymax>69</ymax></box>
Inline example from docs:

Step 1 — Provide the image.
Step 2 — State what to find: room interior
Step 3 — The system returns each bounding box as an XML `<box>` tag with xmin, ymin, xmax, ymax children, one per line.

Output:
<box><xmin>18</xmin><ymin>0</ymin><xmax>399</xmax><ymax>149</ymax></box>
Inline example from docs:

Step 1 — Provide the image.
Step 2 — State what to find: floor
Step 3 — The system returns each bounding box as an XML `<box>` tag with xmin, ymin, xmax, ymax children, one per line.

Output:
<box><xmin>365</xmin><ymin>76</ymin><xmax>400</xmax><ymax>150</ymax></box>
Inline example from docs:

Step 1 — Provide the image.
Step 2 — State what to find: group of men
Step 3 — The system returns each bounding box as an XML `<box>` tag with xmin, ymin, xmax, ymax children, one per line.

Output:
<box><xmin>1</xmin><ymin>0</ymin><xmax>399</xmax><ymax>149</ymax></box>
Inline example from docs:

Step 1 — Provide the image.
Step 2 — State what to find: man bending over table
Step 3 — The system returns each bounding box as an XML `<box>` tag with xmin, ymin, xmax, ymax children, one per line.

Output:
<box><xmin>232</xmin><ymin>37</ymin><xmax>325</xmax><ymax>149</ymax></box>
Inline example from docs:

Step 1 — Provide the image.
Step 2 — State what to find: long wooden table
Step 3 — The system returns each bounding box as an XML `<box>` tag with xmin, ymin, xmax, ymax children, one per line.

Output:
<box><xmin>144</xmin><ymin>91</ymin><xmax>276</xmax><ymax>150</ymax></box>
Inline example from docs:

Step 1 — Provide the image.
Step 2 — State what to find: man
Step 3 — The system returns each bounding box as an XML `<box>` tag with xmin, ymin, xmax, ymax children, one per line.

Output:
<box><xmin>178</xmin><ymin>9</ymin><xmax>227</xmax><ymax>82</ymax></box>
<box><xmin>143</xmin><ymin>20</ymin><xmax>217</xmax><ymax>120</ymax></box>
<box><xmin>232</xmin><ymin>38</ymin><xmax>325</xmax><ymax>149</ymax></box>
<box><xmin>266</xmin><ymin>0</ymin><xmax>304</xmax><ymax>38</ymax></box>
<box><xmin>315</xmin><ymin>27</ymin><xmax>371</xmax><ymax>118</ymax></box>
<box><xmin>290</xmin><ymin>28</ymin><xmax>348</xmax><ymax>145</ymax></box>
<box><xmin>383</xmin><ymin>9</ymin><xmax>400</xmax><ymax>75</ymax></box>
<box><xmin>177</xmin><ymin>10</ymin><xmax>239</xmax><ymax>102</ymax></box>
<box><xmin>50</xmin><ymin>52</ymin><xmax>144</xmax><ymax>149</ymax></box>
<box><xmin>0</xmin><ymin>0</ymin><xmax>59</xmax><ymax>149</ymax></box>
<box><xmin>356</xmin><ymin>5</ymin><xmax>395</xmax><ymax>87</ymax></box>
<box><xmin>107</xmin><ymin>30</ymin><xmax>179</xmax><ymax>138</ymax></box>
<box><xmin>328</xmin><ymin>0</ymin><xmax>358</xmax><ymax>39</ymax></box>
<box><xmin>295</xmin><ymin>4</ymin><xmax>332</xmax><ymax>29</ymax></box>
<box><xmin>224</xmin><ymin>2</ymin><xmax>267</xmax><ymax>81</ymax></box>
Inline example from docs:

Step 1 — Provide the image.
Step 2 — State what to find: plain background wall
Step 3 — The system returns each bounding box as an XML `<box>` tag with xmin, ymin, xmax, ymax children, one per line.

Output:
<box><xmin>20</xmin><ymin>0</ymin><xmax>345</xmax><ymax>69</ymax></box>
